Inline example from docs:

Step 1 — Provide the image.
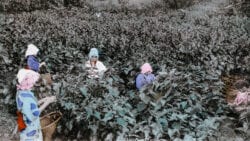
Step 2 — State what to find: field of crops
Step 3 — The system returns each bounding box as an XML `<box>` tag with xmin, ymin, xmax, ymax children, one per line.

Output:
<box><xmin>0</xmin><ymin>0</ymin><xmax>249</xmax><ymax>140</ymax></box>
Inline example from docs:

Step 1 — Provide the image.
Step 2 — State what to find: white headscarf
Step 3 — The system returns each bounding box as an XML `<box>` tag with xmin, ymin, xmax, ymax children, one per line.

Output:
<box><xmin>25</xmin><ymin>44</ymin><xmax>39</xmax><ymax>57</ymax></box>
<box><xmin>17</xmin><ymin>69</ymin><xmax>40</xmax><ymax>84</ymax></box>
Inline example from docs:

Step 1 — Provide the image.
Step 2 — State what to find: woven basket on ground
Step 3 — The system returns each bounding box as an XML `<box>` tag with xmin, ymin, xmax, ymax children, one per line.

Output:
<box><xmin>40</xmin><ymin>111</ymin><xmax>62</xmax><ymax>141</ymax></box>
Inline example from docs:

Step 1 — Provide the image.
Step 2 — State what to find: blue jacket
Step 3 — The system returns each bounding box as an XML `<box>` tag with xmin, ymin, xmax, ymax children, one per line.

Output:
<box><xmin>27</xmin><ymin>55</ymin><xmax>39</xmax><ymax>72</ymax></box>
<box><xmin>136</xmin><ymin>73</ymin><xmax>155</xmax><ymax>90</ymax></box>
<box><xmin>16</xmin><ymin>90</ymin><xmax>41</xmax><ymax>138</ymax></box>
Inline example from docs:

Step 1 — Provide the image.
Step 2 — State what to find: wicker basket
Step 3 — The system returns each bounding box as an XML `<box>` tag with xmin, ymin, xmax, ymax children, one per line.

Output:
<box><xmin>40</xmin><ymin>111</ymin><xmax>62</xmax><ymax>141</ymax></box>
<box><xmin>40</xmin><ymin>73</ymin><xmax>53</xmax><ymax>86</ymax></box>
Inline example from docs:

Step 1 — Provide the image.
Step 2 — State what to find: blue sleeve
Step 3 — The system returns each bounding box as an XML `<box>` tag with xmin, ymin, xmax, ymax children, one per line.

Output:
<box><xmin>136</xmin><ymin>74</ymin><xmax>145</xmax><ymax>90</ymax></box>
<box><xmin>27</xmin><ymin>56</ymin><xmax>39</xmax><ymax>72</ymax></box>
<box><xmin>150</xmin><ymin>74</ymin><xmax>156</xmax><ymax>81</ymax></box>
<box><xmin>21</xmin><ymin>97</ymin><xmax>40</xmax><ymax>123</ymax></box>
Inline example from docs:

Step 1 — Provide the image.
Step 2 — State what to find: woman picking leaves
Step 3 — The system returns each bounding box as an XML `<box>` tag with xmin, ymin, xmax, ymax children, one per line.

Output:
<box><xmin>85</xmin><ymin>48</ymin><xmax>107</xmax><ymax>78</ymax></box>
<box><xmin>16</xmin><ymin>68</ymin><xmax>56</xmax><ymax>141</ymax></box>
<box><xmin>136</xmin><ymin>63</ymin><xmax>155</xmax><ymax>90</ymax></box>
<box><xmin>233</xmin><ymin>80</ymin><xmax>250</xmax><ymax>107</ymax></box>
<box><xmin>25</xmin><ymin>44</ymin><xmax>46</xmax><ymax>72</ymax></box>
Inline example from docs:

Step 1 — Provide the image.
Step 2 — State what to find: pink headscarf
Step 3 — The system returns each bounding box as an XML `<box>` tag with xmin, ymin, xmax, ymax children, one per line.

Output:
<box><xmin>17</xmin><ymin>69</ymin><xmax>40</xmax><ymax>90</ymax></box>
<box><xmin>234</xmin><ymin>91</ymin><xmax>249</xmax><ymax>105</ymax></box>
<box><xmin>140</xmin><ymin>63</ymin><xmax>153</xmax><ymax>74</ymax></box>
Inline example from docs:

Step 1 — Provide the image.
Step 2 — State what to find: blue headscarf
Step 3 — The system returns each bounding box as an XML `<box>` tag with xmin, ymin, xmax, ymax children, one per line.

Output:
<box><xmin>88</xmin><ymin>48</ymin><xmax>99</xmax><ymax>59</ymax></box>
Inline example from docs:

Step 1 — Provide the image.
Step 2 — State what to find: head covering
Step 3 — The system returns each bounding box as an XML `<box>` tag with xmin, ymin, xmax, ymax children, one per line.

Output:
<box><xmin>88</xmin><ymin>48</ymin><xmax>99</xmax><ymax>59</ymax></box>
<box><xmin>140</xmin><ymin>63</ymin><xmax>153</xmax><ymax>74</ymax></box>
<box><xmin>17</xmin><ymin>69</ymin><xmax>40</xmax><ymax>90</ymax></box>
<box><xmin>234</xmin><ymin>92</ymin><xmax>249</xmax><ymax>106</ymax></box>
<box><xmin>25</xmin><ymin>44</ymin><xmax>39</xmax><ymax>57</ymax></box>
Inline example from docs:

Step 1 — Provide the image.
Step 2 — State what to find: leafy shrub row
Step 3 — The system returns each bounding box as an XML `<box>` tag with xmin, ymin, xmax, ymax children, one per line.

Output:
<box><xmin>0</xmin><ymin>0</ymin><xmax>201</xmax><ymax>13</ymax></box>
<box><xmin>232</xmin><ymin>0</ymin><xmax>250</xmax><ymax>17</ymax></box>
<box><xmin>0</xmin><ymin>0</ymin><xmax>88</xmax><ymax>12</ymax></box>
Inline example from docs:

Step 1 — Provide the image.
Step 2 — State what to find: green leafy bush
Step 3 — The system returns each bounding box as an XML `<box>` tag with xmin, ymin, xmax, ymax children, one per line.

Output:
<box><xmin>231</xmin><ymin>0</ymin><xmax>250</xmax><ymax>17</ymax></box>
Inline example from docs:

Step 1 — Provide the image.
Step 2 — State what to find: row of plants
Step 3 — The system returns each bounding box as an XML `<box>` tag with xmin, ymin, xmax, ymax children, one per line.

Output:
<box><xmin>231</xmin><ymin>0</ymin><xmax>250</xmax><ymax>17</ymax></box>
<box><xmin>56</xmin><ymin>65</ymin><xmax>231</xmax><ymax>140</ymax></box>
<box><xmin>0</xmin><ymin>0</ymin><xmax>202</xmax><ymax>13</ymax></box>
<box><xmin>0</xmin><ymin>0</ymin><xmax>88</xmax><ymax>12</ymax></box>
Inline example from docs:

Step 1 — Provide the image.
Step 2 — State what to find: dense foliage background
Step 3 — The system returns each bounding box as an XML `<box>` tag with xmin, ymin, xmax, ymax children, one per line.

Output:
<box><xmin>0</xmin><ymin>0</ymin><xmax>249</xmax><ymax>140</ymax></box>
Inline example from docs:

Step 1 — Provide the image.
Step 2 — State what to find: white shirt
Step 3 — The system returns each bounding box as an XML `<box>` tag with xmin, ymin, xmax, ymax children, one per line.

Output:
<box><xmin>85</xmin><ymin>60</ymin><xmax>107</xmax><ymax>78</ymax></box>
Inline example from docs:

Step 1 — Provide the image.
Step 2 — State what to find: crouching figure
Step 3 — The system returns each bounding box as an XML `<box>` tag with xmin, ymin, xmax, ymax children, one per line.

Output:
<box><xmin>85</xmin><ymin>48</ymin><xmax>107</xmax><ymax>78</ymax></box>
<box><xmin>136</xmin><ymin>63</ymin><xmax>155</xmax><ymax>90</ymax></box>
